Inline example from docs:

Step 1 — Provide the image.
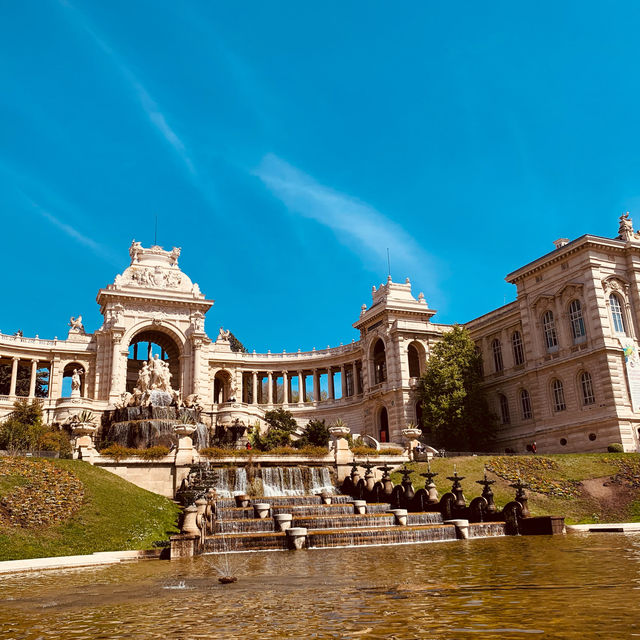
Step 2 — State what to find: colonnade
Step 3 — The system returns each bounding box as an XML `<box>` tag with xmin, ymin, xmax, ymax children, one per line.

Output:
<box><xmin>237</xmin><ymin>360</ymin><xmax>364</xmax><ymax>406</ymax></box>
<box><xmin>0</xmin><ymin>356</ymin><xmax>89</xmax><ymax>400</ymax></box>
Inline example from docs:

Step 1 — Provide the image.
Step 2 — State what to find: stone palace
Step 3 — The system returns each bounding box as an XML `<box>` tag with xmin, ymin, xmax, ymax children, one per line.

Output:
<box><xmin>2</xmin><ymin>215</ymin><xmax>640</xmax><ymax>453</ymax></box>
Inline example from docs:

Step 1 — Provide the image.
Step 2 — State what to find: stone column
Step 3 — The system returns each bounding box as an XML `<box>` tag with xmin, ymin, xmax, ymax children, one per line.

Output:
<box><xmin>267</xmin><ymin>371</ymin><xmax>273</xmax><ymax>404</ymax></box>
<box><xmin>298</xmin><ymin>371</ymin><xmax>305</xmax><ymax>404</ymax></box>
<box><xmin>313</xmin><ymin>369</ymin><xmax>320</xmax><ymax>402</ymax></box>
<box><xmin>109</xmin><ymin>333</ymin><xmax>124</xmax><ymax>402</ymax></box>
<box><xmin>252</xmin><ymin>372</ymin><xmax>258</xmax><ymax>404</ymax></box>
<box><xmin>328</xmin><ymin>367</ymin><xmax>334</xmax><ymax>400</ymax></box>
<box><xmin>341</xmin><ymin>364</ymin><xmax>347</xmax><ymax>398</ymax></box>
<box><xmin>29</xmin><ymin>359</ymin><xmax>38</xmax><ymax>398</ymax></box>
<box><xmin>192</xmin><ymin>338</ymin><xmax>202</xmax><ymax>396</ymax></box>
<box><xmin>282</xmin><ymin>371</ymin><xmax>289</xmax><ymax>404</ymax></box>
<box><xmin>9</xmin><ymin>357</ymin><xmax>19</xmax><ymax>396</ymax></box>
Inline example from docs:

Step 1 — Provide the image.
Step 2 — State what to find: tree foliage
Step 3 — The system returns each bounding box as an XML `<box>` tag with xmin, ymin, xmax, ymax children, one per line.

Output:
<box><xmin>296</xmin><ymin>419</ymin><xmax>330</xmax><ymax>448</ymax></box>
<box><xmin>417</xmin><ymin>325</ymin><xmax>495</xmax><ymax>451</ymax></box>
<box><xmin>0</xmin><ymin>399</ymin><xmax>45</xmax><ymax>454</ymax></box>
<box><xmin>228</xmin><ymin>332</ymin><xmax>248</xmax><ymax>353</ymax></box>
<box><xmin>253</xmin><ymin>408</ymin><xmax>299</xmax><ymax>450</ymax></box>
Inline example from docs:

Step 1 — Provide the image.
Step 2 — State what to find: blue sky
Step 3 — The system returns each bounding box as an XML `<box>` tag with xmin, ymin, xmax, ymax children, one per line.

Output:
<box><xmin>2</xmin><ymin>2</ymin><xmax>640</xmax><ymax>351</ymax></box>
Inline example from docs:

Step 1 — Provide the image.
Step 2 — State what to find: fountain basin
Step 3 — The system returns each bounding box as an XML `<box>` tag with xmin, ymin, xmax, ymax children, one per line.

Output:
<box><xmin>253</xmin><ymin>503</ymin><xmax>271</xmax><ymax>519</ymax></box>
<box><xmin>274</xmin><ymin>514</ymin><xmax>293</xmax><ymax>531</ymax></box>
<box><xmin>286</xmin><ymin>527</ymin><xmax>308</xmax><ymax>550</ymax></box>
<box><xmin>389</xmin><ymin>509</ymin><xmax>408</xmax><ymax>525</ymax></box>
<box><xmin>444</xmin><ymin>518</ymin><xmax>470</xmax><ymax>539</ymax></box>
<box><xmin>352</xmin><ymin>500</ymin><xmax>367</xmax><ymax>515</ymax></box>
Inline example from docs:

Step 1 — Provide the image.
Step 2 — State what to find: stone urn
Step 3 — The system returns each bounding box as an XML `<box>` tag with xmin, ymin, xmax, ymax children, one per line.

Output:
<box><xmin>389</xmin><ymin>508</ymin><xmax>408</xmax><ymax>526</ymax></box>
<box><xmin>71</xmin><ymin>423</ymin><xmax>97</xmax><ymax>460</ymax></box>
<box><xmin>174</xmin><ymin>424</ymin><xmax>197</xmax><ymax>438</ymax></box>
<box><xmin>402</xmin><ymin>427</ymin><xmax>423</xmax><ymax>459</ymax></box>
<box><xmin>329</xmin><ymin>425</ymin><xmax>351</xmax><ymax>439</ymax></box>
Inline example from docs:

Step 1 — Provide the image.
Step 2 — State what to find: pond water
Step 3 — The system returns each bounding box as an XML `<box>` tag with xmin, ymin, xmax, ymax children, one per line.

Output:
<box><xmin>1</xmin><ymin>533</ymin><xmax>639</xmax><ymax>639</ymax></box>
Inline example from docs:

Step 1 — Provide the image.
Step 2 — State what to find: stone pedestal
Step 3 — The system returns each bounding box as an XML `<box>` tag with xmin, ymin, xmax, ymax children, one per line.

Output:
<box><xmin>330</xmin><ymin>425</ymin><xmax>354</xmax><ymax>482</ymax></box>
<box><xmin>72</xmin><ymin>423</ymin><xmax>97</xmax><ymax>464</ymax></box>
<box><xmin>254</xmin><ymin>503</ymin><xmax>271</xmax><ymax>519</ymax></box>
<box><xmin>174</xmin><ymin>424</ymin><xmax>196</xmax><ymax>465</ymax></box>
<box><xmin>402</xmin><ymin>427</ymin><xmax>422</xmax><ymax>460</ymax></box>
<box><xmin>181</xmin><ymin>505</ymin><xmax>200</xmax><ymax>535</ymax></box>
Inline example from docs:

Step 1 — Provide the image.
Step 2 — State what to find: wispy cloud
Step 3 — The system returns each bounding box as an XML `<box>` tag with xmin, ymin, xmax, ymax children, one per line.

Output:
<box><xmin>255</xmin><ymin>154</ymin><xmax>438</xmax><ymax>290</ymax></box>
<box><xmin>57</xmin><ymin>0</ymin><xmax>195</xmax><ymax>176</ymax></box>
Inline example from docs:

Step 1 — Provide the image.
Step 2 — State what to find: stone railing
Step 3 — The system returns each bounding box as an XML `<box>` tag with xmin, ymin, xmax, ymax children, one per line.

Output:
<box><xmin>241</xmin><ymin>340</ymin><xmax>363</xmax><ymax>361</ymax></box>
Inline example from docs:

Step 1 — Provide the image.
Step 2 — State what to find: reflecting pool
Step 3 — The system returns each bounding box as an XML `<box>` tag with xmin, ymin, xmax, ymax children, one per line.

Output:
<box><xmin>1</xmin><ymin>533</ymin><xmax>639</xmax><ymax>639</ymax></box>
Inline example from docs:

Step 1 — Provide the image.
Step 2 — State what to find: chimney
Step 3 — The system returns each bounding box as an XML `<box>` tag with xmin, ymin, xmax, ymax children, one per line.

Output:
<box><xmin>553</xmin><ymin>238</ymin><xmax>569</xmax><ymax>250</ymax></box>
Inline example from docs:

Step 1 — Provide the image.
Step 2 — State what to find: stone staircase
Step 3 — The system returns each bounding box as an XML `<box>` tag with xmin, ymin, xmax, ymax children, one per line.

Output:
<box><xmin>203</xmin><ymin>494</ymin><xmax>506</xmax><ymax>553</ymax></box>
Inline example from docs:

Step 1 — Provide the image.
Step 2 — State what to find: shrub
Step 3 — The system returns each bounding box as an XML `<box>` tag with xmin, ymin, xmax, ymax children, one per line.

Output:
<box><xmin>200</xmin><ymin>447</ymin><xmax>247</xmax><ymax>459</ymax></box>
<box><xmin>99</xmin><ymin>444</ymin><xmax>137</xmax><ymax>460</ymax></box>
<box><xmin>138</xmin><ymin>446</ymin><xmax>170</xmax><ymax>460</ymax></box>
<box><xmin>607</xmin><ymin>443</ymin><xmax>625</xmax><ymax>453</ymax></box>
<box><xmin>268</xmin><ymin>445</ymin><xmax>328</xmax><ymax>458</ymax></box>
<box><xmin>38</xmin><ymin>429</ymin><xmax>72</xmax><ymax>458</ymax></box>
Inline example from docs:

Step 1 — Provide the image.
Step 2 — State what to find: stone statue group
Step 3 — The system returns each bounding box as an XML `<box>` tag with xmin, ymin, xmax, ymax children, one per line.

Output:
<box><xmin>138</xmin><ymin>354</ymin><xmax>172</xmax><ymax>394</ymax></box>
<box><xmin>116</xmin><ymin>354</ymin><xmax>201</xmax><ymax>410</ymax></box>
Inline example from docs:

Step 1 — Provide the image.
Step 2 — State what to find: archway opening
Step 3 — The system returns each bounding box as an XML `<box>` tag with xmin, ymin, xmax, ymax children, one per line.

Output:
<box><xmin>373</xmin><ymin>339</ymin><xmax>387</xmax><ymax>384</ymax></box>
<box><xmin>379</xmin><ymin>406</ymin><xmax>389</xmax><ymax>443</ymax></box>
<box><xmin>62</xmin><ymin>362</ymin><xmax>85</xmax><ymax>397</ymax></box>
<box><xmin>214</xmin><ymin>371</ymin><xmax>232</xmax><ymax>404</ymax></box>
<box><xmin>127</xmin><ymin>329</ymin><xmax>181</xmax><ymax>393</ymax></box>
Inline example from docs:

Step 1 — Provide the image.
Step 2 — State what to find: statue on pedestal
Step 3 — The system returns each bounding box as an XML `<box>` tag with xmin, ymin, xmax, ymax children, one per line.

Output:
<box><xmin>69</xmin><ymin>316</ymin><xmax>84</xmax><ymax>333</ymax></box>
<box><xmin>71</xmin><ymin>368</ymin><xmax>84</xmax><ymax>397</ymax></box>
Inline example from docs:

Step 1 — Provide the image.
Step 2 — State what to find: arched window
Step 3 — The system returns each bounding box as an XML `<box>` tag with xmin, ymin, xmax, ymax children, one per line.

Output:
<box><xmin>542</xmin><ymin>311</ymin><xmax>558</xmax><ymax>351</ymax></box>
<box><xmin>512</xmin><ymin>331</ymin><xmax>525</xmax><ymax>366</ymax></box>
<box><xmin>520</xmin><ymin>389</ymin><xmax>532</xmax><ymax>420</ymax></box>
<box><xmin>552</xmin><ymin>379</ymin><xmax>566</xmax><ymax>412</ymax></box>
<box><xmin>499</xmin><ymin>394</ymin><xmax>510</xmax><ymax>424</ymax></box>
<box><xmin>580</xmin><ymin>371</ymin><xmax>595</xmax><ymax>405</ymax></box>
<box><xmin>568</xmin><ymin>300</ymin><xmax>586</xmax><ymax>343</ymax></box>
<box><xmin>373</xmin><ymin>339</ymin><xmax>387</xmax><ymax>384</ymax></box>
<box><xmin>610</xmin><ymin>294</ymin><xmax>626</xmax><ymax>334</ymax></box>
<box><xmin>407</xmin><ymin>343</ymin><xmax>421</xmax><ymax>378</ymax></box>
<box><xmin>492</xmin><ymin>339</ymin><xmax>503</xmax><ymax>373</ymax></box>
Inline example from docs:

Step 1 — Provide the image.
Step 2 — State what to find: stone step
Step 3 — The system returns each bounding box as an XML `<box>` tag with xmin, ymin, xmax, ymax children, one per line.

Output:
<box><xmin>213</xmin><ymin>494</ymin><xmax>352</xmax><ymax>509</ymax></box>
<box><xmin>203</xmin><ymin>521</ymin><xmax>507</xmax><ymax>553</ymax></box>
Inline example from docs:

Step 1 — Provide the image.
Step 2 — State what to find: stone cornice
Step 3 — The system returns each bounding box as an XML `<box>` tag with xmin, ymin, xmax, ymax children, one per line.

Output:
<box><xmin>506</xmin><ymin>234</ymin><xmax>634</xmax><ymax>283</ymax></box>
<box><xmin>96</xmin><ymin>288</ymin><xmax>213</xmax><ymax>312</ymax></box>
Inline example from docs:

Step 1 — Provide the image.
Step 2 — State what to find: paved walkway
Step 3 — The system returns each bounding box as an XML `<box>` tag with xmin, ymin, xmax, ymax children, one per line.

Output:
<box><xmin>0</xmin><ymin>549</ymin><xmax>161</xmax><ymax>574</ymax></box>
<box><xmin>566</xmin><ymin>522</ymin><xmax>640</xmax><ymax>533</ymax></box>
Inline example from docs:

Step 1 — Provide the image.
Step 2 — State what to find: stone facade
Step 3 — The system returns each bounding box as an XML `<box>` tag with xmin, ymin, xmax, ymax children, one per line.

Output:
<box><xmin>2</xmin><ymin>216</ymin><xmax>640</xmax><ymax>453</ymax></box>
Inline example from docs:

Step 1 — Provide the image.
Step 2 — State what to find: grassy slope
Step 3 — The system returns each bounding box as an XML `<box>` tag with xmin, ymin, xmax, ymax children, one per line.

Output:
<box><xmin>0</xmin><ymin>459</ymin><xmax>180</xmax><ymax>561</ymax></box>
<box><xmin>389</xmin><ymin>453</ymin><xmax>640</xmax><ymax>525</ymax></box>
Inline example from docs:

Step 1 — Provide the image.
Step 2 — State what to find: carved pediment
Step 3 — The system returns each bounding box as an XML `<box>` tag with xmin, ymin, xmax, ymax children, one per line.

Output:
<box><xmin>531</xmin><ymin>293</ymin><xmax>555</xmax><ymax>313</ymax></box>
<box><xmin>556</xmin><ymin>282</ymin><xmax>584</xmax><ymax>302</ymax></box>
<box><xmin>602</xmin><ymin>276</ymin><xmax>629</xmax><ymax>295</ymax></box>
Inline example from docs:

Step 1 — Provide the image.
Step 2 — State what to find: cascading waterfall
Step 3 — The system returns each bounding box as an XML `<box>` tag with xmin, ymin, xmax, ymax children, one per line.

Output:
<box><xmin>309</xmin><ymin>467</ymin><xmax>334</xmax><ymax>494</ymax></box>
<box><xmin>261</xmin><ymin>467</ymin><xmax>306</xmax><ymax>497</ymax></box>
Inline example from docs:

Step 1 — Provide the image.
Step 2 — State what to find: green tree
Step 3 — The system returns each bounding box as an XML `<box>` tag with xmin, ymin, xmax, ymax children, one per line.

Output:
<box><xmin>296</xmin><ymin>419</ymin><xmax>330</xmax><ymax>448</ymax></box>
<box><xmin>228</xmin><ymin>332</ymin><xmax>248</xmax><ymax>353</ymax></box>
<box><xmin>0</xmin><ymin>399</ymin><xmax>46</xmax><ymax>454</ymax></box>
<box><xmin>417</xmin><ymin>325</ymin><xmax>495</xmax><ymax>451</ymax></box>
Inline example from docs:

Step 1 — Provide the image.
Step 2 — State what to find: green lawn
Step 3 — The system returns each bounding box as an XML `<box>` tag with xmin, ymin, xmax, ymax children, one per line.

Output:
<box><xmin>389</xmin><ymin>453</ymin><xmax>640</xmax><ymax>525</ymax></box>
<box><xmin>0</xmin><ymin>457</ymin><xmax>180</xmax><ymax>561</ymax></box>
